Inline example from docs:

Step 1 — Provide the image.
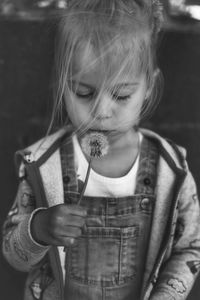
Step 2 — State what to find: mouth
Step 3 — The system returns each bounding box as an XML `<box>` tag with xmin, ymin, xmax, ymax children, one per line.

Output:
<box><xmin>89</xmin><ymin>128</ymin><xmax>109</xmax><ymax>132</ymax></box>
<box><xmin>88</xmin><ymin>129</ymin><xmax>114</xmax><ymax>135</ymax></box>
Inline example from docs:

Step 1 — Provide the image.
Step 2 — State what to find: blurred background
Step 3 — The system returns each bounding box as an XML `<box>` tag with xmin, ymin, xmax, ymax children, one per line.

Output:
<box><xmin>0</xmin><ymin>0</ymin><xmax>200</xmax><ymax>299</ymax></box>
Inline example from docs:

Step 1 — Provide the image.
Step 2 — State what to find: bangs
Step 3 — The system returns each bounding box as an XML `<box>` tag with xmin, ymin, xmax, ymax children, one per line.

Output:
<box><xmin>70</xmin><ymin>35</ymin><xmax>150</xmax><ymax>82</ymax></box>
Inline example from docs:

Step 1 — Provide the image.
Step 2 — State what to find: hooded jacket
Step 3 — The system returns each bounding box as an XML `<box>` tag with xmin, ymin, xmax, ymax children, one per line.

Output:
<box><xmin>2</xmin><ymin>126</ymin><xmax>200</xmax><ymax>300</ymax></box>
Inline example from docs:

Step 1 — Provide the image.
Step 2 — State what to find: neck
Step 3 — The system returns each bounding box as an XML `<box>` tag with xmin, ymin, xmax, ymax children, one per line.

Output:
<box><xmin>92</xmin><ymin>128</ymin><xmax>140</xmax><ymax>177</ymax></box>
<box><xmin>105</xmin><ymin>128</ymin><xmax>138</xmax><ymax>152</ymax></box>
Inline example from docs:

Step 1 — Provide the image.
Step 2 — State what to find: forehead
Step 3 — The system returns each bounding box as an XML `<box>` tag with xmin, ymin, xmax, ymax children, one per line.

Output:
<box><xmin>70</xmin><ymin>43</ymin><xmax>142</xmax><ymax>87</ymax></box>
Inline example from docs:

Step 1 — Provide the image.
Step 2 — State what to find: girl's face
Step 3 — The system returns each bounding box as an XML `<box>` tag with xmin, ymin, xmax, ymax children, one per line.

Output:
<box><xmin>65</xmin><ymin>47</ymin><xmax>148</xmax><ymax>135</ymax></box>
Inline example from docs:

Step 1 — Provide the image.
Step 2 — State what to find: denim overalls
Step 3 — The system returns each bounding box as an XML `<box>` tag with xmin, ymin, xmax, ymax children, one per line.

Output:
<box><xmin>60</xmin><ymin>134</ymin><xmax>158</xmax><ymax>300</ymax></box>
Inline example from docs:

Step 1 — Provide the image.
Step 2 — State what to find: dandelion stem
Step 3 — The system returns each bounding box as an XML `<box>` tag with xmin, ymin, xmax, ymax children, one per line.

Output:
<box><xmin>77</xmin><ymin>157</ymin><xmax>92</xmax><ymax>206</ymax></box>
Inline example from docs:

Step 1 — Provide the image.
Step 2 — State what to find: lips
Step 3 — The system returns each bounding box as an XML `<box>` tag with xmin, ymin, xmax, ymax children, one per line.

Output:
<box><xmin>89</xmin><ymin>129</ymin><xmax>109</xmax><ymax>133</ymax></box>
<box><xmin>88</xmin><ymin>128</ymin><xmax>115</xmax><ymax>136</ymax></box>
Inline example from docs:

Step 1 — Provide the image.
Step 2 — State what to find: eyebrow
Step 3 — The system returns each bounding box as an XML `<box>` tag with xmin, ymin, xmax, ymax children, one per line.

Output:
<box><xmin>112</xmin><ymin>83</ymin><xmax>139</xmax><ymax>89</ymax></box>
<box><xmin>71</xmin><ymin>81</ymin><xmax>139</xmax><ymax>89</ymax></box>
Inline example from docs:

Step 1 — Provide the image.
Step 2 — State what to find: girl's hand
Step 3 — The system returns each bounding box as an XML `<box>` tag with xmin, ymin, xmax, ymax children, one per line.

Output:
<box><xmin>31</xmin><ymin>204</ymin><xmax>87</xmax><ymax>246</ymax></box>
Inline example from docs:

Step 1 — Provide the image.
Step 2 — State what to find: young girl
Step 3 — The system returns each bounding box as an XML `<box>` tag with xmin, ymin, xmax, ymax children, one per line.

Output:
<box><xmin>2</xmin><ymin>1</ymin><xmax>200</xmax><ymax>299</ymax></box>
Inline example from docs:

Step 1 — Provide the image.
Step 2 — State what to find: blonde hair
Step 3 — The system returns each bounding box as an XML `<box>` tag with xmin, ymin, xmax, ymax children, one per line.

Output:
<box><xmin>50</xmin><ymin>0</ymin><xmax>163</xmax><ymax>134</ymax></box>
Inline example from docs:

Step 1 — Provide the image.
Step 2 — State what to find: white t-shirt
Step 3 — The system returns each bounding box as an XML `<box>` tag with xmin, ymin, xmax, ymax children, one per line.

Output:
<box><xmin>72</xmin><ymin>132</ymin><xmax>143</xmax><ymax>197</ymax></box>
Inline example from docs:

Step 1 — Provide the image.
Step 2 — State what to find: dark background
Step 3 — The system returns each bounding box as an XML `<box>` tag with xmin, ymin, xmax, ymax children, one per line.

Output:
<box><xmin>0</xmin><ymin>19</ymin><xmax>200</xmax><ymax>299</ymax></box>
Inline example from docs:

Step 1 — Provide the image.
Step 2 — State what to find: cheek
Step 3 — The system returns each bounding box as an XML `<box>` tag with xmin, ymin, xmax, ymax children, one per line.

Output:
<box><xmin>130</xmin><ymin>89</ymin><xmax>146</xmax><ymax>113</ymax></box>
<box><xmin>117</xmin><ymin>97</ymin><xmax>145</xmax><ymax>124</ymax></box>
<box><xmin>65</xmin><ymin>94</ymin><xmax>92</xmax><ymax>124</ymax></box>
<box><xmin>64</xmin><ymin>94</ymin><xmax>78</xmax><ymax>123</ymax></box>
<box><xmin>127</xmin><ymin>99</ymin><xmax>144</xmax><ymax>116</ymax></box>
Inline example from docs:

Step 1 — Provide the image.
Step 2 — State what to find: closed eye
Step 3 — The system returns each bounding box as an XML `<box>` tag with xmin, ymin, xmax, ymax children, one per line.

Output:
<box><xmin>112</xmin><ymin>94</ymin><xmax>131</xmax><ymax>101</ymax></box>
<box><xmin>75</xmin><ymin>91</ymin><xmax>95</xmax><ymax>99</ymax></box>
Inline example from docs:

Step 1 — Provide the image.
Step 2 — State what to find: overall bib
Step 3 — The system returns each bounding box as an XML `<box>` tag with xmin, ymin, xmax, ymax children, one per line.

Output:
<box><xmin>60</xmin><ymin>135</ymin><xmax>158</xmax><ymax>300</ymax></box>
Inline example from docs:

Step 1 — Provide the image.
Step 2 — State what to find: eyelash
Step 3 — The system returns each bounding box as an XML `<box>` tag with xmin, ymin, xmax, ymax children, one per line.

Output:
<box><xmin>76</xmin><ymin>93</ymin><xmax>95</xmax><ymax>100</ymax></box>
<box><xmin>112</xmin><ymin>94</ymin><xmax>131</xmax><ymax>101</ymax></box>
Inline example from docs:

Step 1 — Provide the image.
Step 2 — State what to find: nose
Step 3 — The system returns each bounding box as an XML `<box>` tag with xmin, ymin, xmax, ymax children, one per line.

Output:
<box><xmin>93</xmin><ymin>92</ymin><xmax>113</xmax><ymax>119</ymax></box>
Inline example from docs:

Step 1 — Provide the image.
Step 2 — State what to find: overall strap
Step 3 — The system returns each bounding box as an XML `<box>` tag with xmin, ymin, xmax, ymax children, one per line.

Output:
<box><xmin>60</xmin><ymin>135</ymin><xmax>79</xmax><ymax>204</ymax></box>
<box><xmin>135</xmin><ymin>136</ymin><xmax>159</xmax><ymax>195</ymax></box>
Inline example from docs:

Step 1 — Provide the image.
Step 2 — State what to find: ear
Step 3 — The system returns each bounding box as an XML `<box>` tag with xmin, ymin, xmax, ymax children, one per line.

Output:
<box><xmin>145</xmin><ymin>68</ymin><xmax>160</xmax><ymax>99</ymax></box>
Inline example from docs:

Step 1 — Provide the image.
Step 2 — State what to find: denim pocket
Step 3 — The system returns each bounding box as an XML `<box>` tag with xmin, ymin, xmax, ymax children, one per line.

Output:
<box><xmin>68</xmin><ymin>225</ymin><xmax>139</xmax><ymax>287</ymax></box>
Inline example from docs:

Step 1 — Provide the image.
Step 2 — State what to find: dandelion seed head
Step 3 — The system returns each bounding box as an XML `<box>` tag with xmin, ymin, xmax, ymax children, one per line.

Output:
<box><xmin>81</xmin><ymin>131</ymin><xmax>109</xmax><ymax>158</ymax></box>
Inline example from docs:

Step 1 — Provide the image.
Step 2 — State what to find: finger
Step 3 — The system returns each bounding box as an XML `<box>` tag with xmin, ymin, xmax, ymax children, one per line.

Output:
<box><xmin>64</xmin><ymin>214</ymin><xmax>86</xmax><ymax>228</ymax></box>
<box><xmin>50</xmin><ymin>236</ymin><xmax>75</xmax><ymax>247</ymax></box>
<box><xmin>63</xmin><ymin>205</ymin><xmax>87</xmax><ymax>217</ymax></box>
<box><xmin>63</xmin><ymin>237</ymin><xmax>76</xmax><ymax>247</ymax></box>
<box><xmin>60</xmin><ymin>226</ymin><xmax>82</xmax><ymax>238</ymax></box>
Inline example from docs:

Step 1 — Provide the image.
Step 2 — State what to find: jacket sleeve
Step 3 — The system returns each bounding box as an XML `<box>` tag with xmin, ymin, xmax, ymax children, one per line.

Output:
<box><xmin>150</xmin><ymin>167</ymin><xmax>200</xmax><ymax>300</ymax></box>
<box><xmin>2</xmin><ymin>174</ymin><xmax>50</xmax><ymax>272</ymax></box>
